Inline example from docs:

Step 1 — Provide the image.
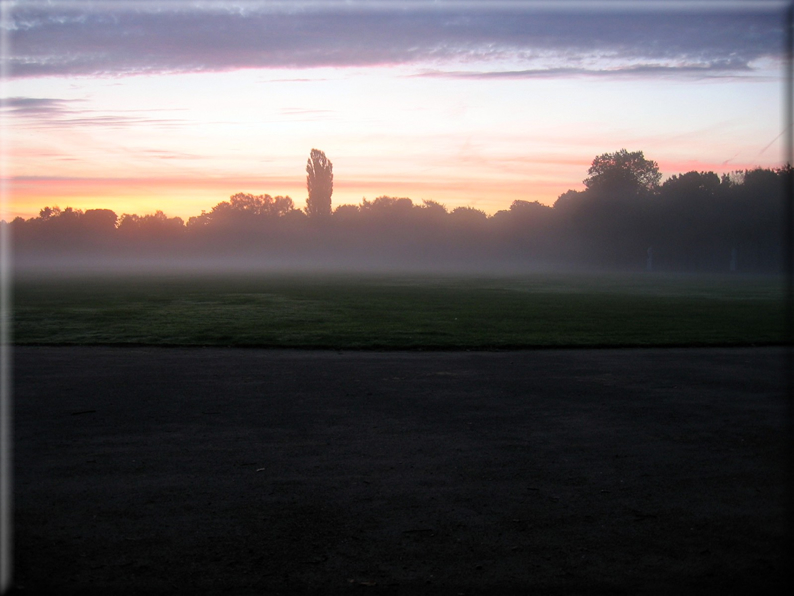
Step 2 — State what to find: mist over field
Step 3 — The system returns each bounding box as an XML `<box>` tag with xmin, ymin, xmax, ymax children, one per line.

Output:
<box><xmin>6</xmin><ymin>151</ymin><xmax>788</xmax><ymax>277</ymax></box>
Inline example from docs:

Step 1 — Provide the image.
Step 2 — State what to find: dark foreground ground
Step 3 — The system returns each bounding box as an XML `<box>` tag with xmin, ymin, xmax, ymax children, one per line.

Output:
<box><xmin>10</xmin><ymin>346</ymin><xmax>793</xmax><ymax>595</ymax></box>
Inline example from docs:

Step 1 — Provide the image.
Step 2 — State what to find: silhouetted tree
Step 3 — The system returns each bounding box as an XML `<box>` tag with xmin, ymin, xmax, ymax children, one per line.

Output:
<box><xmin>39</xmin><ymin>206</ymin><xmax>61</xmax><ymax>220</ymax></box>
<box><xmin>306</xmin><ymin>148</ymin><xmax>333</xmax><ymax>218</ymax></box>
<box><xmin>420</xmin><ymin>199</ymin><xmax>448</xmax><ymax>216</ymax></box>
<box><xmin>187</xmin><ymin>193</ymin><xmax>295</xmax><ymax>229</ymax></box>
<box><xmin>360</xmin><ymin>196</ymin><xmax>413</xmax><ymax>218</ymax></box>
<box><xmin>507</xmin><ymin>200</ymin><xmax>552</xmax><ymax>219</ymax></box>
<box><xmin>118</xmin><ymin>210</ymin><xmax>184</xmax><ymax>241</ymax></box>
<box><xmin>584</xmin><ymin>149</ymin><xmax>661</xmax><ymax>197</ymax></box>
<box><xmin>450</xmin><ymin>206</ymin><xmax>487</xmax><ymax>223</ymax></box>
<box><xmin>333</xmin><ymin>204</ymin><xmax>361</xmax><ymax>220</ymax></box>
<box><xmin>552</xmin><ymin>189</ymin><xmax>586</xmax><ymax>212</ymax></box>
<box><xmin>82</xmin><ymin>208</ymin><xmax>118</xmax><ymax>232</ymax></box>
<box><xmin>729</xmin><ymin>167</ymin><xmax>786</xmax><ymax>271</ymax></box>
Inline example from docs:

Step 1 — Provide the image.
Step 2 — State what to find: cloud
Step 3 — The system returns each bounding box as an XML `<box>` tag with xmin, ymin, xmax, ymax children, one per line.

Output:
<box><xmin>1</xmin><ymin>96</ymin><xmax>79</xmax><ymax>114</ymax></box>
<box><xmin>415</xmin><ymin>57</ymin><xmax>760</xmax><ymax>80</ymax></box>
<box><xmin>2</xmin><ymin>2</ymin><xmax>786</xmax><ymax>79</ymax></box>
<box><xmin>1</xmin><ymin>96</ymin><xmax>186</xmax><ymax>129</ymax></box>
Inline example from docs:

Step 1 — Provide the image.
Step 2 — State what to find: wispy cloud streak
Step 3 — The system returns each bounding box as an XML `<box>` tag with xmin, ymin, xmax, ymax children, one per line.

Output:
<box><xmin>415</xmin><ymin>58</ymin><xmax>760</xmax><ymax>80</ymax></box>
<box><xmin>1</xmin><ymin>96</ymin><xmax>185</xmax><ymax>129</ymax></box>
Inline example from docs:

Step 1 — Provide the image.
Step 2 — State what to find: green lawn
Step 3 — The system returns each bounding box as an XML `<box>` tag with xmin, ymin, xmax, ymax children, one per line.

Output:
<box><xmin>11</xmin><ymin>272</ymin><xmax>788</xmax><ymax>349</ymax></box>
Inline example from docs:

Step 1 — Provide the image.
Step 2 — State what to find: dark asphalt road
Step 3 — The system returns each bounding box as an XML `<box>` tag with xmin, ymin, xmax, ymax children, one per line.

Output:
<box><xmin>9</xmin><ymin>346</ymin><xmax>792</xmax><ymax>594</ymax></box>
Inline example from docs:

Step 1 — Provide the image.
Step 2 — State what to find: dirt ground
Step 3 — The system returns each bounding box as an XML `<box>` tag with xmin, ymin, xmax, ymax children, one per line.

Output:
<box><xmin>9</xmin><ymin>346</ymin><xmax>792</xmax><ymax>594</ymax></box>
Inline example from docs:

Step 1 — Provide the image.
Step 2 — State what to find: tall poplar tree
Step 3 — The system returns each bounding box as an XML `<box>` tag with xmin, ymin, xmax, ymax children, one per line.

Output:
<box><xmin>306</xmin><ymin>149</ymin><xmax>333</xmax><ymax>218</ymax></box>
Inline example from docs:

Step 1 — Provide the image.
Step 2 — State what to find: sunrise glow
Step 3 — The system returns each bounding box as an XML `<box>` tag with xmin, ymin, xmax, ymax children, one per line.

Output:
<box><xmin>1</xmin><ymin>1</ymin><xmax>788</xmax><ymax>222</ymax></box>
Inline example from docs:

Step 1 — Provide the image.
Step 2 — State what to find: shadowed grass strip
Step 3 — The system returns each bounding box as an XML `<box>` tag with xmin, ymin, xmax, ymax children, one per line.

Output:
<box><xmin>12</xmin><ymin>272</ymin><xmax>786</xmax><ymax>349</ymax></box>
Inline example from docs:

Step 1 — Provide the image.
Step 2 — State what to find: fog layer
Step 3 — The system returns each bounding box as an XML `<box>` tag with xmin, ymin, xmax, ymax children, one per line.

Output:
<box><xmin>7</xmin><ymin>155</ymin><xmax>788</xmax><ymax>276</ymax></box>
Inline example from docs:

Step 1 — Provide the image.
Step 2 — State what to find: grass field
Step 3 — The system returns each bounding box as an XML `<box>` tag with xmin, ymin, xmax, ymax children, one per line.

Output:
<box><xmin>11</xmin><ymin>271</ymin><xmax>788</xmax><ymax>349</ymax></box>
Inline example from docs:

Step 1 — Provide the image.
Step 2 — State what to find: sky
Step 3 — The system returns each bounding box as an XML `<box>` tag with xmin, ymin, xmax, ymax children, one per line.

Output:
<box><xmin>0</xmin><ymin>0</ymin><xmax>789</xmax><ymax>221</ymax></box>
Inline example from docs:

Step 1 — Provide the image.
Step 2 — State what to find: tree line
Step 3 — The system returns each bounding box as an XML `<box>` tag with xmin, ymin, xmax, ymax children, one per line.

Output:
<box><xmin>7</xmin><ymin>149</ymin><xmax>789</xmax><ymax>273</ymax></box>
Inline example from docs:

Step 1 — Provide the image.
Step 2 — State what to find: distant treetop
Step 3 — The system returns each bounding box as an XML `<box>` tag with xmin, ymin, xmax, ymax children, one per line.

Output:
<box><xmin>584</xmin><ymin>149</ymin><xmax>661</xmax><ymax>196</ymax></box>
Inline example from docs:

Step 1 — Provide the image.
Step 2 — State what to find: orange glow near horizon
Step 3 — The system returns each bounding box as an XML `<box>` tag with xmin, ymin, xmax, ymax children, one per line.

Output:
<box><xmin>4</xmin><ymin>150</ymin><xmax>783</xmax><ymax>223</ymax></box>
<box><xmin>4</xmin><ymin>177</ymin><xmax>301</xmax><ymax>220</ymax></box>
<box><xmin>1</xmin><ymin>49</ymin><xmax>785</xmax><ymax>223</ymax></box>
<box><xmin>6</xmin><ymin>174</ymin><xmax>575</xmax><ymax>221</ymax></box>
<box><xmin>5</xmin><ymin>149</ymin><xmax>783</xmax><ymax>223</ymax></box>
